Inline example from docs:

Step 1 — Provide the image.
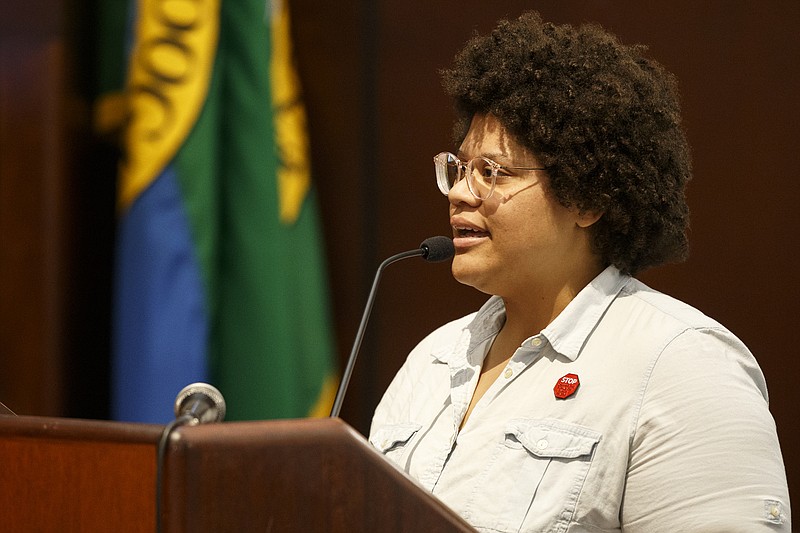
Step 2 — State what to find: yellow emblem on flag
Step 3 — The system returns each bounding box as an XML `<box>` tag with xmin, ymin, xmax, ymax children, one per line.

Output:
<box><xmin>119</xmin><ymin>0</ymin><xmax>220</xmax><ymax>211</ymax></box>
<box><xmin>270</xmin><ymin>0</ymin><xmax>312</xmax><ymax>225</ymax></box>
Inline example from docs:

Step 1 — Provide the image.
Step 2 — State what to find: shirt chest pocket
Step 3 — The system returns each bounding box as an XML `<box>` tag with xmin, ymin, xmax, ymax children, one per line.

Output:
<box><xmin>465</xmin><ymin>418</ymin><xmax>601</xmax><ymax>533</ymax></box>
<box><xmin>369</xmin><ymin>423</ymin><xmax>422</xmax><ymax>467</ymax></box>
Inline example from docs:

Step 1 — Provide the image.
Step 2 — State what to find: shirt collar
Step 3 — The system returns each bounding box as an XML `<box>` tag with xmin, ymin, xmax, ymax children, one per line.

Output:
<box><xmin>432</xmin><ymin>265</ymin><xmax>629</xmax><ymax>364</ymax></box>
<box><xmin>431</xmin><ymin>297</ymin><xmax>505</xmax><ymax>365</ymax></box>
<box><xmin>541</xmin><ymin>265</ymin><xmax>629</xmax><ymax>361</ymax></box>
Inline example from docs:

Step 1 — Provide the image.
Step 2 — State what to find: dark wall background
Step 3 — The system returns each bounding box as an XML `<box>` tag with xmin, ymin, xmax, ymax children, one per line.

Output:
<box><xmin>1</xmin><ymin>0</ymin><xmax>797</xmax><ymax>507</ymax></box>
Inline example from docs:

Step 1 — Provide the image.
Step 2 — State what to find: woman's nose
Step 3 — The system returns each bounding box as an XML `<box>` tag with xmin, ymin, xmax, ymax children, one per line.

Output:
<box><xmin>448</xmin><ymin>176</ymin><xmax>481</xmax><ymax>206</ymax></box>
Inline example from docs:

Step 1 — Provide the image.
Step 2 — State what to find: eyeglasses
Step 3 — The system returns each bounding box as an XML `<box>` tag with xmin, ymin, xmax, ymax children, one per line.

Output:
<box><xmin>434</xmin><ymin>152</ymin><xmax>545</xmax><ymax>200</ymax></box>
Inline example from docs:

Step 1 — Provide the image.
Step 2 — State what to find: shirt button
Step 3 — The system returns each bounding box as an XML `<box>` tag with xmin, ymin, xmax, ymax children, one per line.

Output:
<box><xmin>504</xmin><ymin>368</ymin><xmax>513</xmax><ymax>379</ymax></box>
<box><xmin>536</xmin><ymin>439</ymin><xmax>548</xmax><ymax>450</ymax></box>
<box><xmin>770</xmin><ymin>505</ymin><xmax>781</xmax><ymax>518</ymax></box>
<box><xmin>531</xmin><ymin>337</ymin><xmax>543</xmax><ymax>347</ymax></box>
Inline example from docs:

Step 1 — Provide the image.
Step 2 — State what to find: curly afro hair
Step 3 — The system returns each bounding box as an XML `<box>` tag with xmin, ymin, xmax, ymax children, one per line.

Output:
<box><xmin>441</xmin><ymin>11</ymin><xmax>691</xmax><ymax>275</ymax></box>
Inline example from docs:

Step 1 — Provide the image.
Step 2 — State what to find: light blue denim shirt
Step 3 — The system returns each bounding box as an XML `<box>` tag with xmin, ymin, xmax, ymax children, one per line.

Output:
<box><xmin>370</xmin><ymin>266</ymin><xmax>790</xmax><ymax>532</ymax></box>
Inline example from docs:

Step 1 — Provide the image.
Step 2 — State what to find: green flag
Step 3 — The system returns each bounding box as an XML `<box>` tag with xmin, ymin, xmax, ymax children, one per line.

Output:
<box><xmin>209</xmin><ymin>0</ymin><xmax>337</xmax><ymax>419</ymax></box>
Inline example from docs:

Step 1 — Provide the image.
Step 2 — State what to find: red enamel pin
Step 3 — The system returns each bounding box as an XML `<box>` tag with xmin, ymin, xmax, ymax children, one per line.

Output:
<box><xmin>554</xmin><ymin>373</ymin><xmax>580</xmax><ymax>399</ymax></box>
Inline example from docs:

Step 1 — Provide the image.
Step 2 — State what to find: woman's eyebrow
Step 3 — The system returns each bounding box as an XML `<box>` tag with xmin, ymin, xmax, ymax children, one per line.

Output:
<box><xmin>456</xmin><ymin>151</ymin><xmax>511</xmax><ymax>162</ymax></box>
<box><xmin>481</xmin><ymin>152</ymin><xmax>509</xmax><ymax>161</ymax></box>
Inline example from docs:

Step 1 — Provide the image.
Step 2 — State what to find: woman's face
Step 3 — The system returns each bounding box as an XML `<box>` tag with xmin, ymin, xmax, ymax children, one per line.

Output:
<box><xmin>448</xmin><ymin>113</ymin><xmax>599</xmax><ymax>297</ymax></box>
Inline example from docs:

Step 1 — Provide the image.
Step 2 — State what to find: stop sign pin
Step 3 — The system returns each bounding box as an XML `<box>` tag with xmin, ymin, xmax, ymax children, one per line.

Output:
<box><xmin>554</xmin><ymin>373</ymin><xmax>580</xmax><ymax>399</ymax></box>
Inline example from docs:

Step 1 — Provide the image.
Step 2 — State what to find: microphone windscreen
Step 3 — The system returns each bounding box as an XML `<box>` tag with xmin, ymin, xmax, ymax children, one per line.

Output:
<box><xmin>420</xmin><ymin>236</ymin><xmax>455</xmax><ymax>263</ymax></box>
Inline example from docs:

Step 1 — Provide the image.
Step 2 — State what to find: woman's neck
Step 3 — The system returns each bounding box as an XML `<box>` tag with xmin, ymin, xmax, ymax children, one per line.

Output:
<box><xmin>499</xmin><ymin>261</ymin><xmax>604</xmax><ymax>344</ymax></box>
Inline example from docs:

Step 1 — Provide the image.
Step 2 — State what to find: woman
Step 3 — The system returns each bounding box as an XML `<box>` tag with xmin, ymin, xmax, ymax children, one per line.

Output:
<box><xmin>370</xmin><ymin>12</ymin><xmax>790</xmax><ymax>532</ymax></box>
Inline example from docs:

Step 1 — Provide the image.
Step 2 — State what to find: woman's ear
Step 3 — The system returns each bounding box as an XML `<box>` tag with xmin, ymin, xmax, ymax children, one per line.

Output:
<box><xmin>576</xmin><ymin>210</ymin><xmax>603</xmax><ymax>228</ymax></box>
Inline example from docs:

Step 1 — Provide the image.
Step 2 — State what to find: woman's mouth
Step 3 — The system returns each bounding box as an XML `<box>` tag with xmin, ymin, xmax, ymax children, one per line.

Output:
<box><xmin>454</xmin><ymin>226</ymin><xmax>489</xmax><ymax>237</ymax></box>
<box><xmin>452</xmin><ymin>223</ymin><xmax>490</xmax><ymax>248</ymax></box>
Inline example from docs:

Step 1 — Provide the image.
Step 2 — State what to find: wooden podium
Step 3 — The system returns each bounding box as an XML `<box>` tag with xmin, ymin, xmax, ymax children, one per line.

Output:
<box><xmin>0</xmin><ymin>415</ymin><xmax>475</xmax><ymax>532</ymax></box>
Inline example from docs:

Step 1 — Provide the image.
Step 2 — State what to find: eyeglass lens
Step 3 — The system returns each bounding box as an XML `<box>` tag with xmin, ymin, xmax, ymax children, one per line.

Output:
<box><xmin>435</xmin><ymin>152</ymin><xmax>495</xmax><ymax>199</ymax></box>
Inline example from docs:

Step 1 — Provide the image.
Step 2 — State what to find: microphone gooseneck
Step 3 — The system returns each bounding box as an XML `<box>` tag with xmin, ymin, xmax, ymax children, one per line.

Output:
<box><xmin>329</xmin><ymin>236</ymin><xmax>455</xmax><ymax>418</ymax></box>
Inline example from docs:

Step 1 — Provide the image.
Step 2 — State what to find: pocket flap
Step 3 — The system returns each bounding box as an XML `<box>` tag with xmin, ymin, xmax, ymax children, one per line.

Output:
<box><xmin>369</xmin><ymin>423</ymin><xmax>422</xmax><ymax>453</ymax></box>
<box><xmin>505</xmin><ymin>418</ymin><xmax>601</xmax><ymax>459</ymax></box>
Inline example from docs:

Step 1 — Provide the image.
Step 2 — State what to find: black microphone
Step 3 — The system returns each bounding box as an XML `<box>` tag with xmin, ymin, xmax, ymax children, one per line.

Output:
<box><xmin>329</xmin><ymin>236</ymin><xmax>455</xmax><ymax>418</ymax></box>
<box><xmin>173</xmin><ymin>382</ymin><xmax>227</xmax><ymax>425</ymax></box>
<box><xmin>420</xmin><ymin>235</ymin><xmax>457</xmax><ymax>262</ymax></box>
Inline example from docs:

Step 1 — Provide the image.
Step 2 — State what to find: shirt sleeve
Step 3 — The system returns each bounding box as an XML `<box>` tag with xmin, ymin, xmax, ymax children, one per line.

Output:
<box><xmin>622</xmin><ymin>327</ymin><xmax>791</xmax><ymax>532</ymax></box>
<box><xmin>370</xmin><ymin>353</ymin><xmax>412</xmax><ymax>437</ymax></box>
<box><xmin>369</xmin><ymin>324</ymin><xmax>440</xmax><ymax>438</ymax></box>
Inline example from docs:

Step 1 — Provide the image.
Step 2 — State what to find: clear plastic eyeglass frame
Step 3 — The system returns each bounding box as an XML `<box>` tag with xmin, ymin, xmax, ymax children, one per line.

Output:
<box><xmin>434</xmin><ymin>151</ymin><xmax>545</xmax><ymax>200</ymax></box>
